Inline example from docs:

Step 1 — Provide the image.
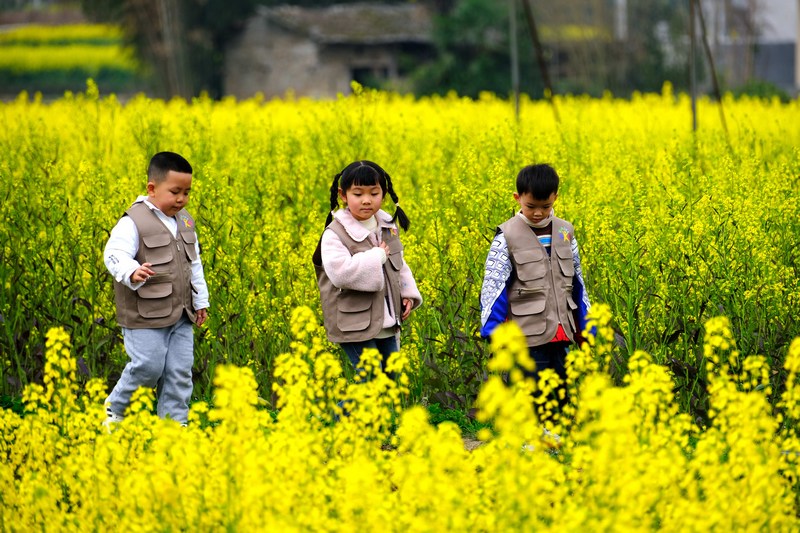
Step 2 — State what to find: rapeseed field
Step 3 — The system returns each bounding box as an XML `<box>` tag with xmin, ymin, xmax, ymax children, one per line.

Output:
<box><xmin>0</xmin><ymin>82</ymin><xmax>799</xmax><ymax>529</ymax></box>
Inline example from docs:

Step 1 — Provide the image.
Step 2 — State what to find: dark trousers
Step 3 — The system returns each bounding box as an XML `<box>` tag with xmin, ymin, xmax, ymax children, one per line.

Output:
<box><xmin>340</xmin><ymin>336</ymin><xmax>399</xmax><ymax>381</ymax></box>
<box><xmin>336</xmin><ymin>336</ymin><xmax>399</xmax><ymax>419</ymax></box>
<box><xmin>523</xmin><ymin>342</ymin><xmax>570</xmax><ymax>420</ymax></box>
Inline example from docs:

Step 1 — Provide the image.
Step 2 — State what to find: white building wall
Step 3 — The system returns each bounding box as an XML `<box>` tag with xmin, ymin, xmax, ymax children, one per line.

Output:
<box><xmin>700</xmin><ymin>0</ymin><xmax>797</xmax><ymax>94</ymax></box>
<box><xmin>757</xmin><ymin>0</ymin><xmax>796</xmax><ymax>43</ymax></box>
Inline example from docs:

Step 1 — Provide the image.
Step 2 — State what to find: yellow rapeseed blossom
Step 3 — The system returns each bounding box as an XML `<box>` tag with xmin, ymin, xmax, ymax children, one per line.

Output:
<box><xmin>1</xmin><ymin>85</ymin><xmax>800</xmax><ymax>529</ymax></box>
<box><xmin>487</xmin><ymin>321</ymin><xmax>531</xmax><ymax>374</ymax></box>
<box><xmin>1</xmin><ymin>316</ymin><xmax>800</xmax><ymax>529</ymax></box>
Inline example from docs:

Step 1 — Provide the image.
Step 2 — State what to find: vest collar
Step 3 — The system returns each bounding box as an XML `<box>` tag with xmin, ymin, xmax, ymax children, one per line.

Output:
<box><xmin>516</xmin><ymin>209</ymin><xmax>553</xmax><ymax>228</ymax></box>
<box><xmin>133</xmin><ymin>196</ymin><xmax>166</xmax><ymax>216</ymax></box>
<box><xmin>333</xmin><ymin>208</ymin><xmax>395</xmax><ymax>242</ymax></box>
<box><xmin>130</xmin><ymin>197</ymin><xmax>194</xmax><ymax>234</ymax></box>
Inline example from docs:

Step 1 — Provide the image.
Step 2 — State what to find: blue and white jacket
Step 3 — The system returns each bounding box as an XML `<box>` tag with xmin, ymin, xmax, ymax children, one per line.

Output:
<box><xmin>480</xmin><ymin>218</ymin><xmax>591</xmax><ymax>340</ymax></box>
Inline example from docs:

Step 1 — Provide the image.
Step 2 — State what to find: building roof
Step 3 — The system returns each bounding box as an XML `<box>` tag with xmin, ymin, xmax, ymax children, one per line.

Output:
<box><xmin>257</xmin><ymin>3</ymin><xmax>433</xmax><ymax>45</ymax></box>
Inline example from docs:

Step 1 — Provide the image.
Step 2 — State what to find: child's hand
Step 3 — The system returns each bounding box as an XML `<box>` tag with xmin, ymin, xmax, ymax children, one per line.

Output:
<box><xmin>378</xmin><ymin>241</ymin><xmax>390</xmax><ymax>255</ymax></box>
<box><xmin>401</xmin><ymin>298</ymin><xmax>413</xmax><ymax>321</ymax></box>
<box><xmin>195</xmin><ymin>308</ymin><xmax>208</xmax><ymax>327</ymax></box>
<box><xmin>130</xmin><ymin>262</ymin><xmax>156</xmax><ymax>283</ymax></box>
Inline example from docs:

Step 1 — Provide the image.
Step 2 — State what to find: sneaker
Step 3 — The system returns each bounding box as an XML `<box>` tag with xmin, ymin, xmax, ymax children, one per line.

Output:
<box><xmin>103</xmin><ymin>405</ymin><xmax>124</xmax><ymax>430</ymax></box>
<box><xmin>522</xmin><ymin>429</ymin><xmax>561</xmax><ymax>453</ymax></box>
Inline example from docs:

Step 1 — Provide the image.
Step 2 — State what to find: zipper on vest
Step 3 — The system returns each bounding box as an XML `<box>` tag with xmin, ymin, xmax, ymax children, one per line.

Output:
<box><xmin>517</xmin><ymin>286</ymin><xmax>545</xmax><ymax>295</ymax></box>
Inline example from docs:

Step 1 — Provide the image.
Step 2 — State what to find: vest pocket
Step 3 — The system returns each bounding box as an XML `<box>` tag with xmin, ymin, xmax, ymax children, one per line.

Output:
<box><xmin>181</xmin><ymin>231</ymin><xmax>198</xmax><ymax>261</ymax></box>
<box><xmin>137</xmin><ymin>282</ymin><xmax>173</xmax><ymax>318</ymax></box>
<box><xmin>514</xmin><ymin>248</ymin><xmax>547</xmax><ymax>281</ymax></box>
<box><xmin>142</xmin><ymin>233</ymin><xmax>174</xmax><ymax>265</ymax></box>
<box><xmin>567</xmin><ymin>296</ymin><xmax>578</xmax><ymax>310</ymax></box>
<box><xmin>388</xmin><ymin>252</ymin><xmax>403</xmax><ymax>271</ymax></box>
<box><xmin>555</xmin><ymin>244</ymin><xmax>574</xmax><ymax>276</ymax></box>
<box><xmin>554</xmin><ymin>243</ymin><xmax>572</xmax><ymax>258</ymax></box>
<box><xmin>511</xmin><ymin>296</ymin><xmax>546</xmax><ymax>314</ymax></box>
<box><xmin>510</xmin><ymin>291</ymin><xmax>547</xmax><ymax>334</ymax></box>
<box><xmin>559</xmin><ymin>258</ymin><xmax>574</xmax><ymax>276</ymax></box>
<box><xmin>566</xmin><ymin>296</ymin><xmax>577</xmax><ymax>333</ymax></box>
<box><xmin>387</xmin><ymin>236</ymin><xmax>404</xmax><ymax>253</ymax></box>
<box><xmin>337</xmin><ymin>291</ymin><xmax>373</xmax><ymax>332</ymax></box>
<box><xmin>146</xmin><ymin>272</ymin><xmax>170</xmax><ymax>284</ymax></box>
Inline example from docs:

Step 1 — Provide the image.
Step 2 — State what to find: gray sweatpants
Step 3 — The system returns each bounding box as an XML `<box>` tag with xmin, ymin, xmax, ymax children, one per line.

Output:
<box><xmin>106</xmin><ymin>315</ymin><xmax>194</xmax><ymax>424</ymax></box>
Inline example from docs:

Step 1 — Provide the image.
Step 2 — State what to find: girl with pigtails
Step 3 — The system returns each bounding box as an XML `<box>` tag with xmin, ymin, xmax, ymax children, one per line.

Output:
<box><xmin>312</xmin><ymin>160</ymin><xmax>422</xmax><ymax>377</ymax></box>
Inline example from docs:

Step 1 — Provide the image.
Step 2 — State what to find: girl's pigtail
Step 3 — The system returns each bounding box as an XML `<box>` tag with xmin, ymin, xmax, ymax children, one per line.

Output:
<box><xmin>325</xmin><ymin>173</ymin><xmax>341</xmax><ymax>228</ymax></box>
<box><xmin>385</xmin><ymin>171</ymin><xmax>410</xmax><ymax>231</ymax></box>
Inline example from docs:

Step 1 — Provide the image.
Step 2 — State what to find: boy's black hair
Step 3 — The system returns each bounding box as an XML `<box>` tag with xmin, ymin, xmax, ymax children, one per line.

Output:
<box><xmin>324</xmin><ymin>160</ymin><xmax>410</xmax><ymax>231</ymax></box>
<box><xmin>516</xmin><ymin>163</ymin><xmax>559</xmax><ymax>200</ymax></box>
<box><xmin>147</xmin><ymin>152</ymin><xmax>193</xmax><ymax>184</ymax></box>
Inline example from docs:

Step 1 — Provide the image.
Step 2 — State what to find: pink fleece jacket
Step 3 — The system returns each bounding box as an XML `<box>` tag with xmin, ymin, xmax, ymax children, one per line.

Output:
<box><xmin>320</xmin><ymin>208</ymin><xmax>422</xmax><ymax>329</ymax></box>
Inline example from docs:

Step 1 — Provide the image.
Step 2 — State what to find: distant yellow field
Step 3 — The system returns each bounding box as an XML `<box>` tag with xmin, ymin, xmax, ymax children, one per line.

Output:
<box><xmin>0</xmin><ymin>23</ymin><xmax>123</xmax><ymax>44</ymax></box>
<box><xmin>0</xmin><ymin>43</ymin><xmax>137</xmax><ymax>72</ymax></box>
<box><xmin>0</xmin><ymin>23</ymin><xmax>137</xmax><ymax>81</ymax></box>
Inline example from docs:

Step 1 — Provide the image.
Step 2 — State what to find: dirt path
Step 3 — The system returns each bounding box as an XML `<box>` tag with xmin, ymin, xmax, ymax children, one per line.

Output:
<box><xmin>463</xmin><ymin>437</ymin><xmax>484</xmax><ymax>451</ymax></box>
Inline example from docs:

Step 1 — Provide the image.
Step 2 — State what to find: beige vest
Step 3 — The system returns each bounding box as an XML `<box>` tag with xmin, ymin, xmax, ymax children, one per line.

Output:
<box><xmin>499</xmin><ymin>214</ymin><xmax>578</xmax><ymax>346</ymax></box>
<box><xmin>113</xmin><ymin>202</ymin><xmax>198</xmax><ymax>329</ymax></box>
<box><xmin>313</xmin><ymin>220</ymin><xmax>403</xmax><ymax>343</ymax></box>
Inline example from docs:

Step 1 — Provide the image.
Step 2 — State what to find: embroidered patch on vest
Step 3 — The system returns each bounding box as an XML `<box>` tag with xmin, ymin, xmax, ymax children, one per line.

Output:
<box><xmin>558</xmin><ymin>226</ymin><xmax>571</xmax><ymax>241</ymax></box>
<box><xmin>181</xmin><ymin>215</ymin><xmax>193</xmax><ymax>228</ymax></box>
<box><xmin>389</xmin><ymin>227</ymin><xmax>398</xmax><ymax>236</ymax></box>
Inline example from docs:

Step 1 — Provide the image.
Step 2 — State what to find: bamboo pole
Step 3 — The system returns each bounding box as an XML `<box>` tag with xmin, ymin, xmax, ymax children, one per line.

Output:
<box><xmin>796</xmin><ymin>0</ymin><xmax>800</xmax><ymax>95</ymax></box>
<box><xmin>690</xmin><ymin>0</ymin><xmax>697</xmax><ymax>131</ymax></box>
<box><xmin>521</xmin><ymin>0</ymin><xmax>560</xmax><ymax>124</ymax></box>
<box><xmin>696</xmin><ymin>0</ymin><xmax>729</xmax><ymax>138</ymax></box>
<box><xmin>509</xmin><ymin>0</ymin><xmax>520</xmax><ymax>120</ymax></box>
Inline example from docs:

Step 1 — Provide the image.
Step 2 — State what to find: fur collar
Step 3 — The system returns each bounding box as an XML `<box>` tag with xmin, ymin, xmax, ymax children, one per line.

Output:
<box><xmin>333</xmin><ymin>208</ymin><xmax>395</xmax><ymax>242</ymax></box>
